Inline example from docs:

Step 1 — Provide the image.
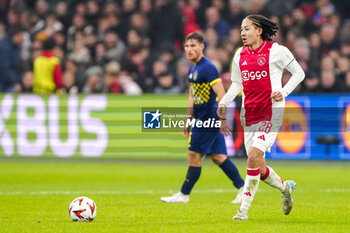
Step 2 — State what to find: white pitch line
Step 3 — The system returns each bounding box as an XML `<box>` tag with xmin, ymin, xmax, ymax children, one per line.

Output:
<box><xmin>0</xmin><ymin>189</ymin><xmax>240</xmax><ymax>196</ymax></box>
<box><xmin>0</xmin><ymin>188</ymin><xmax>348</xmax><ymax>196</ymax></box>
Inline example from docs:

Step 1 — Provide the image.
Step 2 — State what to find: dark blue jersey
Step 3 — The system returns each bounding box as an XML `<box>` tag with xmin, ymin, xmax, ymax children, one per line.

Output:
<box><xmin>188</xmin><ymin>56</ymin><xmax>221</xmax><ymax>121</ymax></box>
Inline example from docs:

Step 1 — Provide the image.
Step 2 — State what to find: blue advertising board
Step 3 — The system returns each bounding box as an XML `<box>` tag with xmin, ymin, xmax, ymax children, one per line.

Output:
<box><xmin>267</xmin><ymin>94</ymin><xmax>350</xmax><ymax>160</ymax></box>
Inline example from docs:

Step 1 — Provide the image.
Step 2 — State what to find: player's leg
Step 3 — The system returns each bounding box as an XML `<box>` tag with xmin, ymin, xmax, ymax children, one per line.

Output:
<box><xmin>233</xmin><ymin>147</ymin><xmax>264</xmax><ymax>220</ymax></box>
<box><xmin>210</xmin><ymin>132</ymin><xmax>245</xmax><ymax>203</ymax></box>
<box><xmin>260</xmin><ymin>161</ymin><xmax>284</xmax><ymax>192</ymax></box>
<box><xmin>211</xmin><ymin>154</ymin><xmax>244</xmax><ymax>203</ymax></box>
<box><xmin>160</xmin><ymin>150</ymin><xmax>202</xmax><ymax>203</ymax></box>
<box><xmin>180</xmin><ymin>150</ymin><xmax>202</xmax><ymax>195</ymax></box>
<box><xmin>261</xmin><ymin>162</ymin><xmax>296</xmax><ymax>215</ymax></box>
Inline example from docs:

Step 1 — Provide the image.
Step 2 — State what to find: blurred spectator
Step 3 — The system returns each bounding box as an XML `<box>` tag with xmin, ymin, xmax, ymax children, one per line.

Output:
<box><xmin>52</xmin><ymin>30</ymin><xmax>66</xmax><ymax>49</ymax></box>
<box><xmin>55</xmin><ymin>1</ymin><xmax>71</xmax><ymax>31</ymax></box>
<box><xmin>154</xmin><ymin>71</ymin><xmax>181</xmax><ymax>94</ymax></box>
<box><xmin>68</xmin><ymin>39</ymin><xmax>91</xmax><ymax>67</ymax></box>
<box><xmin>0</xmin><ymin>26</ymin><xmax>24</xmax><ymax>92</ymax></box>
<box><xmin>75</xmin><ymin>3</ymin><xmax>87</xmax><ymax>17</ymax></box>
<box><xmin>149</xmin><ymin>0</ymin><xmax>183</xmax><ymax>51</ymax></box>
<box><xmin>188</xmin><ymin>0</ymin><xmax>207</xmax><ymax>29</ymax></box>
<box><xmin>16</xmin><ymin>71</ymin><xmax>34</xmax><ymax>93</ymax></box>
<box><xmin>320</xmin><ymin>70</ymin><xmax>343</xmax><ymax>92</ymax></box>
<box><xmin>67</xmin><ymin>13</ymin><xmax>87</xmax><ymax>51</ymax></box>
<box><xmin>309</xmin><ymin>32</ymin><xmax>322</xmax><ymax>73</ymax></box>
<box><xmin>291</xmin><ymin>8</ymin><xmax>317</xmax><ymax>37</ymax></box>
<box><xmin>83</xmin><ymin>74</ymin><xmax>103</xmax><ymax>94</ymax></box>
<box><xmin>102</xmin><ymin>61</ymin><xmax>142</xmax><ymax>95</ymax></box>
<box><xmin>83</xmin><ymin>26</ymin><xmax>98</xmax><ymax>58</ymax></box>
<box><xmin>321</xmin><ymin>56</ymin><xmax>336</xmax><ymax>71</ymax></box>
<box><xmin>95</xmin><ymin>42</ymin><xmax>110</xmax><ymax>67</ymax></box>
<box><xmin>7</xmin><ymin>8</ymin><xmax>20</xmax><ymax>28</ymax></box>
<box><xmin>62</xmin><ymin>71</ymin><xmax>78</xmax><ymax>94</ymax></box>
<box><xmin>205</xmin><ymin>6</ymin><xmax>230</xmax><ymax>42</ymax></box>
<box><xmin>320</xmin><ymin>23</ymin><xmax>340</xmax><ymax>55</ymax></box>
<box><xmin>345</xmin><ymin>71</ymin><xmax>350</xmax><ymax>92</ymax></box>
<box><xmin>33</xmin><ymin>37</ymin><xmax>62</xmax><ymax>94</ymax></box>
<box><xmin>313</xmin><ymin>0</ymin><xmax>335</xmax><ymax>26</ymax></box>
<box><xmin>228</xmin><ymin>0</ymin><xmax>245</xmax><ymax>27</ymax></box>
<box><xmin>175</xmin><ymin>58</ymin><xmax>191</xmax><ymax>92</ymax></box>
<box><xmin>119</xmin><ymin>0</ymin><xmax>138</xmax><ymax>42</ymax></box>
<box><xmin>0</xmin><ymin>0</ymin><xmax>349</xmax><ymax>94</ymax></box>
<box><xmin>35</xmin><ymin>0</ymin><xmax>49</xmax><ymax>19</ymax></box>
<box><xmin>182</xmin><ymin>7</ymin><xmax>200</xmax><ymax>36</ymax></box>
<box><xmin>336</xmin><ymin>56</ymin><xmax>350</xmax><ymax>81</ymax></box>
<box><xmin>44</xmin><ymin>13</ymin><xmax>64</xmax><ymax>37</ymax></box>
<box><xmin>130</xmin><ymin>12</ymin><xmax>149</xmax><ymax>38</ymax></box>
<box><xmin>52</xmin><ymin>45</ymin><xmax>64</xmax><ymax>60</ymax></box>
<box><xmin>86</xmin><ymin>0</ymin><xmax>101</xmax><ymax>28</ymax></box>
<box><xmin>302</xmin><ymin>72</ymin><xmax>321</xmax><ymax>93</ymax></box>
<box><xmin>204</xmin><ymin>27</ymin><xmax>219</xmax><ymax>48</ymax></box>
<box><xmin>139</xmin><ymin>0</ymin><xmax>154</xmax><ymax>19</ymax></box>
<box><xmin>104</xmin><ymin>30</ymin><xmax>126</xmax><ymax>62</ymax></box>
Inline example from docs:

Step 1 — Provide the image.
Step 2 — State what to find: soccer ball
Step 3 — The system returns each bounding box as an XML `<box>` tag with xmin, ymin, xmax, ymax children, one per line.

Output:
<box><xmin>69</xmin><ymin>196</ymin><xmax>97</xmax><ymax>222</ymax></box>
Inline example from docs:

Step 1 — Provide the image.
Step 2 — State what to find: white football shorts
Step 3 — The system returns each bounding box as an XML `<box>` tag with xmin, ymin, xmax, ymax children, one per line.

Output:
<box><xmin>244</xmin><ymin>121</ymin><xmax>281</xmax><ymax>154</ymax></box>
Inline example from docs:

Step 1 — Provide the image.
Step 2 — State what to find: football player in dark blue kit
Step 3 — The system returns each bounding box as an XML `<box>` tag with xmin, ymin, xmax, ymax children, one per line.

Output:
<box><xmin>161</xmin><ymin>32</ymin><xmax>244</xmax><ymax>203</ymax></box>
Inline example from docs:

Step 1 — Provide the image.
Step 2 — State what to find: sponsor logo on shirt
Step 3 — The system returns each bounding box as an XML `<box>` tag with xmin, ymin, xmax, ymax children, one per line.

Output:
<box><xmin>241</xmin><ymin>70</ymin><xmax>268</xmax><ymax>81</ymax></box>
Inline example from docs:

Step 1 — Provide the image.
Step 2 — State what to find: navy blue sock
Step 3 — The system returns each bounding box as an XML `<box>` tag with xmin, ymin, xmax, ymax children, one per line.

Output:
<box><xmin>219</xmin><ymin>158</ymin><xmax>244</xmax><ymax>189</ymax></box>
<box><xmin>180</xmin><ymin>166</ymin><xmax>201</xmax><ymax>195</ymax></box>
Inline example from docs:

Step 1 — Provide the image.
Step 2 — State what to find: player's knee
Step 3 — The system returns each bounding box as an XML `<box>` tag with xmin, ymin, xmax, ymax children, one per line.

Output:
<box><xmin>248</xmin><ymin>147</ymin><xmax>264</xmax><ymax>166</ymax></box>
<box><xmin>188</xmin><ymin>151</ymin><xmax>202</xmax><ymax>166</ymax></box>
<box><xmin>211</xmin><ymin>154</ymin><xmax>226</xmax><ymax>165</ymax></box>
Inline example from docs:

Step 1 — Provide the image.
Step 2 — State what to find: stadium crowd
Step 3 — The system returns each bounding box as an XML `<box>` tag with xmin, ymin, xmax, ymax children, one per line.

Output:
<box><xmin>0</xmin><ymin>0</ymin><xmax>349</xmax><ymax>94</ymax></box>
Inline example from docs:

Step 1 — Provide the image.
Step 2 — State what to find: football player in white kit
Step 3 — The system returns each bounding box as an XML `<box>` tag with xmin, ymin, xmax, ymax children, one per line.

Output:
<box><xmin>217</xmin><ymin>14</ymin><xmax>305</xmax><ymax>220</ymax></box>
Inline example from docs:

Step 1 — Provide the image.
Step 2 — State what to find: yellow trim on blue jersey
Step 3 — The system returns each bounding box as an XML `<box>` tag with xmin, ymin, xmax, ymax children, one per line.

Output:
<box><xmin>209</xmin><ymin>78</ymin><xmax>221</xmax><ymax>86</ymax></box>
<box><xmin>188</xmin><ymin>132</ymin><xmax>192</xmax><ymax>147</ymax></box>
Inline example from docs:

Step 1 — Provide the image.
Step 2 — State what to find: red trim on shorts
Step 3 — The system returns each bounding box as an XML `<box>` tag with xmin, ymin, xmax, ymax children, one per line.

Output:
<box><xmin>261</xmin><ymin>166</ymin><xmax>270</xmax><ymax>180</ymax></box>
<box><xmin>247</xmin><ymin>168</ymin><xmax>260</xmax><ymax>176</ymax></box>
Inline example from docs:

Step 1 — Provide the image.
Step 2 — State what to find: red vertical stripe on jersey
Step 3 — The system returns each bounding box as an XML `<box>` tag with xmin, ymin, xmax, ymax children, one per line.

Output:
<box><xmin>239</xmin><ymin>41</ymin><xmax>273</xmax><ymax>126</ymax></box>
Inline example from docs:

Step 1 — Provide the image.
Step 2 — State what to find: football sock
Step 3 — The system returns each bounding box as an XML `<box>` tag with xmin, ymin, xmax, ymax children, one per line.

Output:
<box><xmin>239</xmin><ymin>168</ymin><xmax>261</xmax><ymax>213</ymax></box>
<box><xmin>219</xmin><ymin>158</ymin><xmax>244</xmax><ymax>189</ymax></box>
<box><xmin>180</xmin><ymin>166</ymin><xmax>201</xmax><ymax>195</ymax></box>
<box><xmin>261</xmin><ymin>166</ymin><xmax>284</xmax><ymax>192</ymax></box>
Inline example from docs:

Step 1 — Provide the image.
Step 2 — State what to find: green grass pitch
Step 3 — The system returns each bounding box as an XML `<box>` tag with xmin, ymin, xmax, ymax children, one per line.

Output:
<box><xmin>0</xmin><ymin>157</ymin><xmax>349</xmax><ymax>233</ymax></box>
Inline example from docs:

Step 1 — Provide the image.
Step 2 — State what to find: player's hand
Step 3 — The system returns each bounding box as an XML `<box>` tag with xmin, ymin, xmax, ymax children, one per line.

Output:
<box><xmin>271</xmin><ymin>91</ymin><xmax>284</xmax><ymax>102</ymax></box>
<box><xmin>183</xmin><ymin>120</ymin><xmax>190</xmax><ymax>137</ymax></box>
<box><xmin>217</xmin><ymin>104</ymin><xmax>227</xmax><ymax>119</ymax></box>
<box><xmin>220</xmin><ymin>119</ymin><xmax>232</xmax><ymax>136</ymax></box>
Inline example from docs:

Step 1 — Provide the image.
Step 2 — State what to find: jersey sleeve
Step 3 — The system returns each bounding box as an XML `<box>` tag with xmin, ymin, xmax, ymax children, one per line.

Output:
<box><xmin>219</xmin><ymin>48</ymin><xmax>243</xmax><ymax>106</ymax></box>
<box><xmin>206</xmin><ymin>64</ymin><xmax>221</xmax><ymax>86</ymax></box>
<box><xmin>276</xmin><ymin>45</ymin><xmax>295</xmax><ymax>69</ymax></box>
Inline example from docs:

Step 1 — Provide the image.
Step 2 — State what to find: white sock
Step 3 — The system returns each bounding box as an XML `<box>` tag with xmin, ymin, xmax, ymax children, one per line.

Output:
<box><xmin>239</xmin><ymin>168</ymin><xmax>261</xmax><ymax>214</ymax></box>
<box><xmin>261</xmin><ymin>166</ymin><xmax>284</xmax><ymax>192</ymax></box>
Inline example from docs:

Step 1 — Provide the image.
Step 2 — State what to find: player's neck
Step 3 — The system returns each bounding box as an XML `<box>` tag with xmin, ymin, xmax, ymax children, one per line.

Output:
<box><xmin>192</xmin><ymin>55</ymin><xmax>203</xmax><ymax>65</ymax></box>
<box><xmin>249</xmin><ymin>38</ymin><xmax>264</xmax><ymax>51</ymax></box>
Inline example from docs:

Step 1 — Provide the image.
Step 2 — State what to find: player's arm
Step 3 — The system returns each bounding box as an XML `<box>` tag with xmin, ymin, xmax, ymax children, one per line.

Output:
<box><xmin>212</xmin><ymin>81</ymin><xmax>232</xmax><ymax>136</ymax></box>
<box><xmin>272</xmin><ymin>46</ymin><xmax>305</xmax><ymax>101</ymax></box>
<box><xmin>184</xmin><ymin>87</ymin><xmax>194</xmax><ymax>137</ymax></box>
<box><xmin>217</xmin><ymin>50</ymin><xmax>243</xmax><ymax>124</ymax></box>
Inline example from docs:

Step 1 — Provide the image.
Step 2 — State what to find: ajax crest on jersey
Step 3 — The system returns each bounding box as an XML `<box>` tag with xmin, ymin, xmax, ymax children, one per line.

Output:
<box><xmin>69</xmin><ymin>196</ymin><xmax>97</xmax><ymax>222</ymax></box>
<box><xmin>257</xmin><ymin>57</ymin><xmax>266</xmax><ymax>66</ymax></box>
